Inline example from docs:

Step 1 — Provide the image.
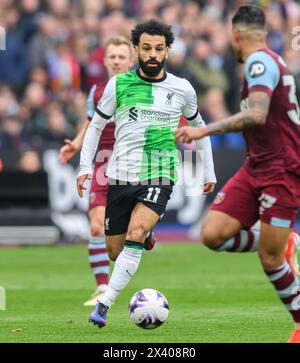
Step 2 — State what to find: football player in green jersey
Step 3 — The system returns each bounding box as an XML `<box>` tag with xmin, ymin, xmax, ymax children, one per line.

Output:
<box><xmin>77</xmin><ymin>19</ymin><xmax>216</xmax><ymax>328</ymax></box>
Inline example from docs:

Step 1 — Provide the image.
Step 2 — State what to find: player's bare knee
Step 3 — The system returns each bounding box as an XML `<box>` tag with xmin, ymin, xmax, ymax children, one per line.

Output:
<box><xmin>201</xmin><ymin>225</ymin><xmax>223</xmax><ymax>250</ymax></box>
<box><xmin>201</xmin><ymin>219</ymin><xmax>238</xmax><ymax>250</ymax></box>
<box><xmin>90</xmin><ymin>221</ymin><xmax>104</xmax><ymax>237</ymax></box>
<box><xmin>90</xmin><ymin>225</ymin><xmax>104</xmax><ymax>237</ymax></box>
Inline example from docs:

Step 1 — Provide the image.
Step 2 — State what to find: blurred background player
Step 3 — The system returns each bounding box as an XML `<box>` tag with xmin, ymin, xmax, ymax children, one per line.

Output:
<box><xmin>176</xmin><ymin>5</ymin><xmax>300</xmax><ymax>343</ymax></box>
<box><xmin>59</xmin><ymin>36</ymin><xmax>134</xmax><ymax>306</ymax></box>
<box><xmin>77</xmin><ymin>19</ymin><xmax>216</xmax><ymax>329</ymax></box>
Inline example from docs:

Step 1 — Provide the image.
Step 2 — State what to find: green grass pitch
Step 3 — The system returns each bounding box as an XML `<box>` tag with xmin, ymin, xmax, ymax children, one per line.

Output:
<box><xmin>0</xmin><ymin>243</ymin><xmax>294</xmax><ymax>342</ymax></box>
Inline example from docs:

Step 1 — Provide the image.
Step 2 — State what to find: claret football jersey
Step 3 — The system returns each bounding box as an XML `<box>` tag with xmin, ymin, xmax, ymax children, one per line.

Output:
<box><xmin>86</xmin><ymin>82</ymin><xmax>115</xmax><ymax>151</ymax></box>
<box><xmin>241</xmin><ymin>48</ymin><xmax>300</xmax><ymax>176</ymax></box>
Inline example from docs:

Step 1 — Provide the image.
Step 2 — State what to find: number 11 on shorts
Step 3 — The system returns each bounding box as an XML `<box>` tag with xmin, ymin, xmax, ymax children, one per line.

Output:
<box><xmin>145</xmin><ymin>187</ymin><xmax>161</xmax><ymax>203</ymax></box>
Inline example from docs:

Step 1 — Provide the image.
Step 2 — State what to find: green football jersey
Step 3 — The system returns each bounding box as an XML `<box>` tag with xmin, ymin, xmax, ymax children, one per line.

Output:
<box><xmin>96</xmin><ymin>70</ymin><xmax>199</xmax><ymax>183</ymax></box>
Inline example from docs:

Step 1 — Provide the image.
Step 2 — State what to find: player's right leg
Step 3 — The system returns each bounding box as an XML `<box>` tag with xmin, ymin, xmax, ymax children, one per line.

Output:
<box><xmin>89</xmin><ymin>182</ymin><xmax>135</xmax><ymax>328</ymax></box>
<box><xmin>89</xmin><ymin>204</ymin><xmax>160</xmax><ymax>329</ymax></box>
<box><xmin>258</xmin><ymin>223</ymin><xmax>300</xmax><ymax>342</ymax></box>
<box><xmin>89</xmin><ymin>233</ymin><xmax>126</xmax><ymax>328</ymax></box>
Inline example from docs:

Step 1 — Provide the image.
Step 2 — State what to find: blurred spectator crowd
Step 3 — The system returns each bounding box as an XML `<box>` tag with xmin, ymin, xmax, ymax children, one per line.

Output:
<box><xmin>0</xmin><ymin>0</ymin><xmax>300</xmax><ymax>171</ymax></box>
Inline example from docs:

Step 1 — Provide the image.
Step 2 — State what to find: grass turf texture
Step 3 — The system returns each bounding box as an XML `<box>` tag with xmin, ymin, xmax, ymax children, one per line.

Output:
<box><xmin>0</xmin><ymin>243</ymin><xmax>294</xmax><ymax>343</ymax></box>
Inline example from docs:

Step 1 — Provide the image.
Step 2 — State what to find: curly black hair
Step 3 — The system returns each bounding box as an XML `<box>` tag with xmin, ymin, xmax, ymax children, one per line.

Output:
<box><xmin>131</xmin><ymin>19</ymin><xmax>174</xmax><ymax>48</ymax></box>
<box><xmin>232</xmin><ymin>5</ymin><xmax>265</xmax><ymax>28</ymax></box>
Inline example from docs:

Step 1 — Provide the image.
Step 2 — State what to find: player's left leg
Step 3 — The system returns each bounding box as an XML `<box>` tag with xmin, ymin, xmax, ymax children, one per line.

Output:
<box><xmin>144</xmin><ymin>229</ymin><xmax>157</xmax><ymax>251</ymax></box>
<box><xmin>259</xmin><ymin>223</ymin><xmax>300</xmax><ymax>342</ymax></box>
<box><xmin>208</xmin><ymin>217</ymin><xmax>299</xmax><ymax>275</ymax></box>
<box><xmin>205</xmin><ymin>168</ymin><xmax>299</xmax><ymax>266</ymax></box>
<box><xmin>201</xmin><ymin>210</ymin><xmax>257</xmax><ymax>251</ymax></box>
<box><xmin>202</xmin><ymin>167</ymin><xmax>260</xmax><ymax>252</ymax></box>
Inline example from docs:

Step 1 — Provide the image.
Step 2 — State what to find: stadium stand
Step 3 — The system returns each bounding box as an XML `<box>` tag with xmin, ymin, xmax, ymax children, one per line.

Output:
<box><xmin>0</xmin><ymin>0</ymin><xmax>299</xmax><ymax>242</ymax></box>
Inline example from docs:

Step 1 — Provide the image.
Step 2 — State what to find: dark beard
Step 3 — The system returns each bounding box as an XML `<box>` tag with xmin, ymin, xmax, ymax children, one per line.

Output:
<box><xmin>138</xmin><ymin>56</ymin><xmax>165</xmax><ymax>77</ymax></box>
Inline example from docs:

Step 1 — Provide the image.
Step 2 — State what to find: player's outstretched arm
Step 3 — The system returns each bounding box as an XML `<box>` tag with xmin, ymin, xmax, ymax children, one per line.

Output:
<box><xmin>175</xmin><ymin>91</ymin><xmax>271</xmax><ymax>143</ymax></box>
<box><xmin>77</xmin><ymin>111</ymin><xmax>108</xmax><ymax>198</ymax></box>
<box><xmin>59</xmin><ymin>118</ymin><xmax>90</xmax><ymax>164</ymax></box>
<box><xmin>77</xmin><ymin>77</ymin><xmax>116</xmax><ymax>197</ymax></box>
<box><xmin>188</xmin><ymin>116</ymin><xmax>217</xmax><ymax>191</ymax></box>
<box><xmin>205</xmin><ymin>90</ymin><xmax>271</xmax><ymax>134</ymax></box>
<box><xmin>180</xmin><ymin>83</ymin><xmax>217</xmax><ymax>193</ymax></box>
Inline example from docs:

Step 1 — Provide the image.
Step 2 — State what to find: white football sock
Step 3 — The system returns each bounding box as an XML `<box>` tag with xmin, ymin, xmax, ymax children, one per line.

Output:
<box><xmin>100</xmin><ymin>246</ymin><xmax>143</xmax><ymax>308</ymax></box>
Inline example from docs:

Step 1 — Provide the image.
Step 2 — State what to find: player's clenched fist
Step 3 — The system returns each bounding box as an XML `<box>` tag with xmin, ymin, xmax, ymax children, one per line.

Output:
<box><xmin>175</xmin><ymin>126</ymin><xmax>208</xmax><ymax>143</ymax></box>
<box><xmin>77</xmin><ymin>174</ymin><xmax>92</xmax><ymax>198</ymax></box>
<box><xmin>202</xmin><ymin>182</ymin><xmax>216</xmax><ymax>195</ymax></box>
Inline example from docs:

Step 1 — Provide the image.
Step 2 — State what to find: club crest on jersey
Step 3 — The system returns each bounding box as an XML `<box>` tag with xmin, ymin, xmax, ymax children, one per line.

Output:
<box><xmin>214</xmin><ymin>192</ymin><xmax>225</xmax><ymax>205</ymax></box>
<box><xmin>165</xmin><ymin>92</ymin><xmax>175</xmax><ymax>105</ymax></box>
<box><xmin>249</xmin><ymin>61</ymin><xmax>265</xmax><ymax>77</ymax></box>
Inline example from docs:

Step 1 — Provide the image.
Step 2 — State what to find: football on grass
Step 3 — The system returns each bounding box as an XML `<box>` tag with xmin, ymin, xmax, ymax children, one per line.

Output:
<box><xmin>128</xmin><ymin>288</ymin><xmax>169</xmax><ymax>329</ymax></box>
